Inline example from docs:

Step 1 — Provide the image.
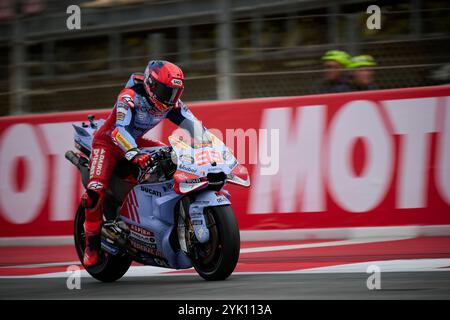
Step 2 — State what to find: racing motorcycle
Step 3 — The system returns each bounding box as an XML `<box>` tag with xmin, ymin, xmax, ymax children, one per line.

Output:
<box><xmin>65</xmin><ymin>115</ymin><xmax>250</xmax><ymax>282</ymax></box>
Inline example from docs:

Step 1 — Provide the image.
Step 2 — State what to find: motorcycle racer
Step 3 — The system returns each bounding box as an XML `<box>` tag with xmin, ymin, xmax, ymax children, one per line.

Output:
<box><xmin>81</xmin><ymin>60</ymin><xmax>206</xmax><ymax>267</ymax></box>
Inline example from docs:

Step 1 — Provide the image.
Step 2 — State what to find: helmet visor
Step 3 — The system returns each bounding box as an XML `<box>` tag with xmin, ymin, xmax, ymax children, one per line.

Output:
<box><xmin>153</xmin><ymin>81</ymin><xmax>183</xmax><ymax>106</ymax></box>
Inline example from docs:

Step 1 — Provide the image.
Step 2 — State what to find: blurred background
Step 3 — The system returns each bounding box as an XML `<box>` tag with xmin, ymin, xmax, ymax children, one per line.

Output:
<box><xmin>0</xmin><ymin>0</ymin><xmax>449</xmax><ymax>116</ymax></box>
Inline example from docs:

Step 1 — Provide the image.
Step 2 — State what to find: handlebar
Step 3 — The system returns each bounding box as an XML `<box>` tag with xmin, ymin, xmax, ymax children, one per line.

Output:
<box><xmin>137</xmin><ymin>147</ymin><xmax>176</xmax><ymax>184</ymax></box>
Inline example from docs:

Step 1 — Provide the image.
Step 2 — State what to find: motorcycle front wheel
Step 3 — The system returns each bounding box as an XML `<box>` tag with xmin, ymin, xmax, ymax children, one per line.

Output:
<box><xmin>189</xmin><ymin>205</ymin><xmax>240</xmax><ymax>281</ymax></box>
<box><xmin>74</xmin><ymin>204</ymin><xmax>132</xmax><ymax>282</ymax></box>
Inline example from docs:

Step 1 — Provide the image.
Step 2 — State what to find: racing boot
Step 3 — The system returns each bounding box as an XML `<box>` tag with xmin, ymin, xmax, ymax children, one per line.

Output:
<box><xmin>81</xmin><ymin>187</ymin><xmax>104</xmax><ymax>267</ymax></box>
<box><xmin>83</xmin><ymin>231</ymin><xmax>101</xmax><ymax>267</ymax></box>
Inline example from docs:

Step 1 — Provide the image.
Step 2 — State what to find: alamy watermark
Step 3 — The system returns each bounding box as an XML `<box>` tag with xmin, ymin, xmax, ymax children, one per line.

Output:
<box><xmin>366</xmin><ymin>5</ymin><xmax>381</xmax><ymax>30</ymax></box>
<box><xmin>66</xmin><ymin>4</ymin><xmax>381</xmax><ymax>31</ymax></box>
<box><xmin>169</xmin><ymin>122</ymin><xmax>280</xmax><ymax>176</ymax></box>
<box><xmin>66</xmin><ymin>265</ymin><xmax>81</xmax><ymax>290</ymax></box>
<box><xmin>66</xmin><ymin>5</ymin><xmax>81</xmax><ymax>30</ymax></box>
<box><xmin>366</xmin><ymin>265</ymin><xmax>381</xmax><ymax>290</ymax></box>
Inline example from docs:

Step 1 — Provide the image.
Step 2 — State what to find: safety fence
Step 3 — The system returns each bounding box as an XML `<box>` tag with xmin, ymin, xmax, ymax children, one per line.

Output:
<box><xmin>1</xmin><ymin>3</ymin><xmax>449</xmax><ymax>115</ymax></box>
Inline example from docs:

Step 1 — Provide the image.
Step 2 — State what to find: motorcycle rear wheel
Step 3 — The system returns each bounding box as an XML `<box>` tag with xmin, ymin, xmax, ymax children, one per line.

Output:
<box><xmin>190</xmin><ymin>205</ymin><xmax>240</xmax><ymax>281</ymax></box>
<box><xmin>74</xmin><ymin>204</ymin><xmax>132</xmax><ymax>282</ymax></box>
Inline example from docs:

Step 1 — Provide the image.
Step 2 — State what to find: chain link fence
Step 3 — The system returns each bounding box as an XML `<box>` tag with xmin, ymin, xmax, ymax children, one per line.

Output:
<box><xmin>0</xmin><ymin>1</ymin><xmax>449</xmax><ymax>116</ymax></box>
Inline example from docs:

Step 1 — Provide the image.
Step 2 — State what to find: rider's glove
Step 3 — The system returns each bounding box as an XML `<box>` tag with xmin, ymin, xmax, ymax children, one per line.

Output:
<box><xmin>125</xmin><ymin>148</ymin><xmax>152</xmax><ymax>170</ymax></box>
<box><xmin>132</xmin><ymin>153</ymin><xmax>152</xmax><ymax>170</ymax></box>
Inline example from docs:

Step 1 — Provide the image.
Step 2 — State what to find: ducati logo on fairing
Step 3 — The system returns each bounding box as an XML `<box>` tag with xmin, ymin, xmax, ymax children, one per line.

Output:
<box><xmin>140</xmin><ymin>186</ymin><xmax>162</xmax><ymax>197</ymax></box>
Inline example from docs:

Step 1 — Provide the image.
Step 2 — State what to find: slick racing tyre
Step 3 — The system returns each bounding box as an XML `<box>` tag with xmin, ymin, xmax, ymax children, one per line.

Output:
<box><xmin>188</xmin><ymin>205</ymin><xmax>240</xmax><ymax>281</ymax></box>
<box><xmin>74</xmin><ymin>204</ymin><xmax>132</xmax><ymax>282</ymax></box>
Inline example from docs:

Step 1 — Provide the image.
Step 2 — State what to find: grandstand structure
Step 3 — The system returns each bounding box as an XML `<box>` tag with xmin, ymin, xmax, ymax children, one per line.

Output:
<box><xmin>0</xmin><ymin>0</ymin><xmax>449</xmax><ymax>115</ymax></box>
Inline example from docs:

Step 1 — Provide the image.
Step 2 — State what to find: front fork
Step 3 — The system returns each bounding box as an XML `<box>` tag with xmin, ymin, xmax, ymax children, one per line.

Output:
<box><xmin>181</xmin><ymin>191</ymin><xmax>231</xmax><ymax>245</ymax></box>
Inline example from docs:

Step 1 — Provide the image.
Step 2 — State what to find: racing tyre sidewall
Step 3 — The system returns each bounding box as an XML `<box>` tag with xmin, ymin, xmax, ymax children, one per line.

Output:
<box><xmin>192</xmin><ymin>205</ymin><xmax>240</xmax><ymax>281</ymax></box>
<box><xmin>74</xmin><ymin>204</ymin><xmax>132</xmax><ymax>282</ymax></box>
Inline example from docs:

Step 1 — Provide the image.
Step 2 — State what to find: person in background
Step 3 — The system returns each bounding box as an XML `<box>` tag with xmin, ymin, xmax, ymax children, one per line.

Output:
<box><xmin>316</xmin><ymin>50</ymin><xmax>351</xmax><ymax>94</ymax></box>
<box><xmin>348</xmin><ymin>55</ymin><xmax>379</xmax><ymax>91</ymax></box>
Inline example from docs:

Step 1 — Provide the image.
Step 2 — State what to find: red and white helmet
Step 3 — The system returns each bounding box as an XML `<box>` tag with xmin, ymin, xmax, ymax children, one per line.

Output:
<box><xmin>143</xmin><ymin>60</ymin><xmax>184</xmax><ymax>112</ymax></box>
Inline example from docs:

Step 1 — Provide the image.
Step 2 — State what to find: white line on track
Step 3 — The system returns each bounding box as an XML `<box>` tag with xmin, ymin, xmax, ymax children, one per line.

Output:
<box><xmin>239</xmin><ymin>237</ymin><xmax>412</xmax><ymax>253</ymax></box>
<box><xmin>288</xmin><ymin>258</ymin><xmax>450</xmax><ymax>273</ymax></box>
<box><xmin>2</xmin><ymin>259</ymin><xmax>450</xmax><ymax>279</ymax></box>
<box><xmin>0</xmin><ymin>265</ymin><xmax>172</xmax><ymax>279</ymax></box>
<box><xmin>0</xmin><ymin>237</ymin><xmax>408</xmax><ymax>269</ymax></box>
<box><xmin>1</xmin><ymin>237</ymin><xmax>447</xmax><ymax>279</ymax></box>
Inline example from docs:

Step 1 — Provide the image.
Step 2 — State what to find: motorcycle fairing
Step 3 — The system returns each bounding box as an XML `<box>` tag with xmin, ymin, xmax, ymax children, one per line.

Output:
<box><xmin>169</xmin><ymin>134</ymin><xmax>240</xmax><ymax>195</ymax></box>
<box><xmin>101</xmin><ymin>239</ymin><xmax>121</xmax><ymax>255</ymax></box>
<box><xmin>119</xmin><ymin>181</ymin><xmax>192</xmax><ymax>269</ymax></box>
<box><xmin>188</xmin><ymin>191</ymin><xmax>231</xmax><ymax>244</ymax></box>
<box><xmin>169</xmin><ymin>134</ymin><xmax>237</xmax><ymax>175</ymax></box>
<box><xmin>72</xmin><ymin>117</ymin><xmax>245</xmax><ymax>271</ymax></box>
<box><xmin>73</xmin><ymin>119</ymin><xmax>105</xmax><ymax>156</ymax></box>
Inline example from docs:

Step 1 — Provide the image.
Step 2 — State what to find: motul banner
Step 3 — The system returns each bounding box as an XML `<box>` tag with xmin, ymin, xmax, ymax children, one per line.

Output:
<box><xmin>1</xmin><ymin>86</ymin><xmax>450</xmax><ymax>237</ymax></box>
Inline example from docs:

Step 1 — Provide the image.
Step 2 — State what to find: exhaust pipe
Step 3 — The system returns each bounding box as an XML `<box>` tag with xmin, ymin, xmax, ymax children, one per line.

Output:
<box><xmin>65</xmin><ymin>150</ymin><xmax>80</xmax><ymax>168</ymax></box>
<box><xmin>66</xmin><ymin>150</ymin><xmax>90</xmax><ymax>188</ymax></box>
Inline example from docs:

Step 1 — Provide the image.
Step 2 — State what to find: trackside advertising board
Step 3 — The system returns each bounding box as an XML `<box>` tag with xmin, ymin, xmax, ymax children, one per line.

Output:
<box><xmin>1</xmin><ymin>85</ymin><xmax>450</xmax><ymax>237</ymax></box>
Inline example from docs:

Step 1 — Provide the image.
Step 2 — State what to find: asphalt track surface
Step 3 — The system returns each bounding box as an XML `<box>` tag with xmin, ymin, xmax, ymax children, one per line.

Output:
<box><xmin>1</xmin><ymin>237</ymin><xmax>450</xmax><ymax>300</ymax></box>
<box><xmin>1</xmin><ymin>272</ymin><xmax>450</xmax><ymax>300</ymax></box>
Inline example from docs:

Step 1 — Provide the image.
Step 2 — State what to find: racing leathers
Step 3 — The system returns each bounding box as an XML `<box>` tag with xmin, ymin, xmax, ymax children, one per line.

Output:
<box><xmin>82</xmin><ymin>73</ymin><xmax>204</xmax><ymax>267</ymax></box>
